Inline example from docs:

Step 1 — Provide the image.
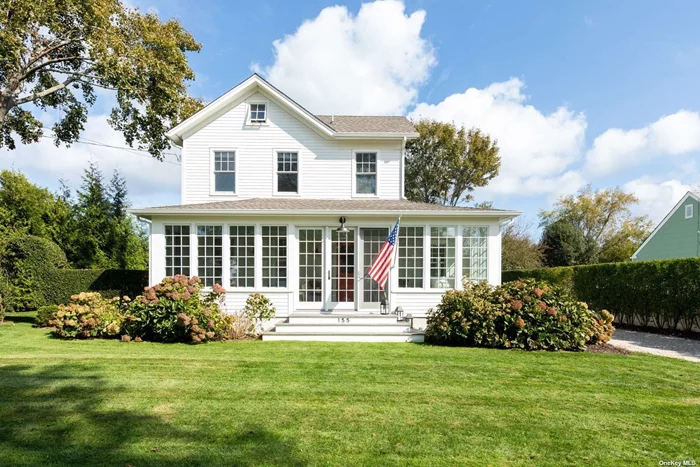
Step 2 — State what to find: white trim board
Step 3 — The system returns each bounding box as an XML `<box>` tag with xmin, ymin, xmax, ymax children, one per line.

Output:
<box><xmin>631</xmin><ymin>191</ymin><xmax>700</xmax><ymax>259</ymax></box>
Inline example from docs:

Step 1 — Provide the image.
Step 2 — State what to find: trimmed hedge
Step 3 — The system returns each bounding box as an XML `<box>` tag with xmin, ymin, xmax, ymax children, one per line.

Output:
<box><xmin>502</xmin><ymin>258</ymin><xmax>700</xmax><ymax>331</ymax></box>
<box><xmin>41</xmin><ymin>269</ymin><xmax>148</xmax><ymax>306</ymax></box>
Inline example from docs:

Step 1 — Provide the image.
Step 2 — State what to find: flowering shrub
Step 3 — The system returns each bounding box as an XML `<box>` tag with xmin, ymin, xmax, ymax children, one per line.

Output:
<box><xmin>35</xmin><ymin>305</ymin><xmax>59</xmax><ymax>327</ymax></box>
<box><xmin>50</xmin><ymin>293</ymin><xmax>127</xmax><ymax>339</ymax></box>
<box><xmin>426</xmin><ymin>279</ymin><xmax>614</xmax><ymax>351</ymax></box>
<box><xmin>242</xmin><ymin>293</ymin><xmax>276</xmax><ymax>335</ymax></box>
<box><xmin>123</xmin><ymin>275</ymin><xmax>233</xmax><ymax>344</ymax></box>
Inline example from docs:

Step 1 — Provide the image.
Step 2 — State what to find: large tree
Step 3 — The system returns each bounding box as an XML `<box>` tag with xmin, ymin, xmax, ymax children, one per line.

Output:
<box><xmin>0</xmin><ymin>0</ymin><xmax>202</xmax><ymax>159</ymax></box>
<box><xmin>405</xmin><ymin>120</ymin><xmax>500</xmax><ymax>206</ymax></box>
<box><xmin>539</xmin><ymin>185</ymin><xmax>652</xmax><ymax>265</ymax></box>
<box><xmin>502</xmin><ymin>219</ymin><xmax>543</xmax><ymax>270</ymax></box>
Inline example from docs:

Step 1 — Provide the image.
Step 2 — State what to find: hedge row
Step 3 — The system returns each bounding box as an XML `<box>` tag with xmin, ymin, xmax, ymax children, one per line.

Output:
<box><xmin>502</xmin><ymin>258</ymin><xmax>700</xmax><ymax>331</ymax></box>
<box><xmin>40</xmin><ymin>269</ymin><xmax>149</xmax><ymax>307</ymax></box>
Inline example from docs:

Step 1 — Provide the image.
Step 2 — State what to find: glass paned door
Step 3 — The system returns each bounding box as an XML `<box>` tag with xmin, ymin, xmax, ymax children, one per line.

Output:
<box><xmin>330</xmin><ymin>229</ymin><xmax>355</xmax><ymax>309</ymax></box>
<box><xmin>298</xmin><ymin>228</ymin><xmax>323</xmax><ymax>305</ymax></box>
<box><xmin>360</xmin><ymin>228</ymin><xmax>388</xmax><ymax>310</ymax></box>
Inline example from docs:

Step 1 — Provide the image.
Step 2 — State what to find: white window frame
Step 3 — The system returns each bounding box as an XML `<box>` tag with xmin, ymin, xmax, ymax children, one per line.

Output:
<box><xmin>272</xmin><ymin>149</ymin><xmax>301</xmax><ymax>196</ymax></box>
<box><xmin>397</xmin><ymin>226</ymin><xmax>425</xmax><ymax>289</ymax></box>
<box><xmin>261</xmin><ymin>225</ymin><xmax>289</xmax><ymax>290</ymax></box>
<box><xmin>461</xmin><ymin>226</ymin><xmax>489</xmax><ymax>284</ymax></box>
<box><xmin>352</xmin><ymin>149</ymin><xmax>380</xmax><ymax>197</ymax></box>
<box><xmin>209</xmin><ymin>148</ymin><xmax>237</xmax><ymax>196</ymax></box>
<box><xmin>429</xmin><ymin>226</ymin><xmax>457</xmax><ymax>290</ymax></box>
<box><xmin>246</xmin><ymin>99</ymin><xmax>269</xmax><ymax>125</ymax></box>
<box><xmin>164</xmin><ymin>224</ymin><xmax>192</xmax><ymax>277</ymax></box>
<box><xmin>228</xmin><ymin>225</ymin><xmax>256</xmax><ymax>290</ymax></box>
<box><xmin>685</xmin><ymin>204</ymin><xmax>694</xmax><ymax>219</ymax></box>
<box><xmin>195</xmin><ymin>224</ymin><xmax>224</xmax><ymax>289</ymax></box>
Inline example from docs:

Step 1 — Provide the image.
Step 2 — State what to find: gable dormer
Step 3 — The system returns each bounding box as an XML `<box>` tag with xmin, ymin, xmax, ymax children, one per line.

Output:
<box><xmin>166</xmin><ymin>74</ymin><xmax>417</xmax><ymax>204</ymax></box>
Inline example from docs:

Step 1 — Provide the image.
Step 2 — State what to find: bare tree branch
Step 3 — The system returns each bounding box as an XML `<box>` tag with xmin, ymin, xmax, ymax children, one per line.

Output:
<box><xmin>14</xmin><ymin>76</ymin><xmax>79</xmax><ymax>106</ymax></box>
<box><xmin>21</xmin><ymin>56</ymin><xmax>90</xmax><ymax>81</ymax></box>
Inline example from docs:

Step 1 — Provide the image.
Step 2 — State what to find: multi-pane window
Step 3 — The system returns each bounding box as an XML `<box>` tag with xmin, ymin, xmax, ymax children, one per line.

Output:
<box><xmin>398</xmin><ymin>226</ymin><xmax>424</xmax><ymax>288</ymax></box>
<box><xmin>229</xmin><ymin>226</ymin><xmax>255</xmax><ymax>288</ymax></box>
<box><xmin>430</xmin><ymin>227</ymin><xmax>456</xmax><ymax>288</ymax></box>
<box><xmin>197</xmin><ymin>225</ymin><xmax>222</xmax><ymax>287</ymax></box>
<box><xmin>355</xmin><ymin>152</ymin><xmax>377</xmax><ymax>194</ymax></box>
<box><xmin>462</xmin><ymin>227</ymin><xmax>488</xmax><ymax>283</ymax></box>
<box><xmin>165</xmin><ymin>225</ymin><xmax>190</xmax><ymax>277</ymax></box>
<box><xmin>213</xmin><ymin>151</ymin><xmax>235</xmax><ymax>192</ymax></box>
<box><xmin>277</xmin><ymin>152</ymin><xmax>298</xmax><ymax>193</ymax></box>
<box><xmin>262</xmin><ymin>226</ymin><xmax>287</xmax><ymax>287</ymax></box>
<box><xmin>249</xmin><ymin>103</ymin><xmax>266</xmax><ymax>122</ymax></box>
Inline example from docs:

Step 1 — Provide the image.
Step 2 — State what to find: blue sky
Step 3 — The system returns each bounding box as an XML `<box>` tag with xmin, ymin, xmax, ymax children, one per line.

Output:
<box><xmin>4</xmin><ymin>0</ymin><xmax>700</xmax><ymax>228</ymax></box>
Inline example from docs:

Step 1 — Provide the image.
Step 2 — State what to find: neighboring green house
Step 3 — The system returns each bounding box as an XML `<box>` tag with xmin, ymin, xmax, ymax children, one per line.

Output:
<box><xmin>632</xmin><ymin>191</ymin><xmax>700</xmax><ymax>261</ymax></box>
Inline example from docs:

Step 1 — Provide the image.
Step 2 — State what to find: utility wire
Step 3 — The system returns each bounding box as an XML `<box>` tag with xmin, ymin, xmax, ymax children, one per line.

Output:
<box><xmin>39</xmin><ymin>134</ymin><xmax>181</xmax><ymax>165</ymax></box>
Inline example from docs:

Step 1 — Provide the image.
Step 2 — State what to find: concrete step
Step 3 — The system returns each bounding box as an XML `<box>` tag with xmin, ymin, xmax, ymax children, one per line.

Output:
<box><xmin>275</xmin><ymin>323</ymin><xmax>412</xmax><ymax>334</ymax></box>
<box><xmin>288</xmin><ymin>313</ymin><xmax>400</xmax><ymax>325</ymax></box>
<box><xmin>262</xmin><ymin>332</ymin><xmax>425</xmax><ymax>343</ymax></box>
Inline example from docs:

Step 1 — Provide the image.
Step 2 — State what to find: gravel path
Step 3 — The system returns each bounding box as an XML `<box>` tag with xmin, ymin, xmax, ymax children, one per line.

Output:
<box><xmin>610</xmin><ymin>329</ymin><xmax>700</xmax><ymax>363</ymax></box>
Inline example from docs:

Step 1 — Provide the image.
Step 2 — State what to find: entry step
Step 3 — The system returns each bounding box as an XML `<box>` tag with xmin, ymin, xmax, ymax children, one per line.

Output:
<box><xmin>288</xmin><ymin>313</ymin><xmax>400</xmax><ymax>325</ymax></box>
<box><xmin>275</xmin><ymin>323</ymin><xmax>412</xmax><ymax>334</ymax></box>
<box><xmin>262</xmin><ymin>332</ymin><xmax>425</xmax><ymax>343</ymax></box>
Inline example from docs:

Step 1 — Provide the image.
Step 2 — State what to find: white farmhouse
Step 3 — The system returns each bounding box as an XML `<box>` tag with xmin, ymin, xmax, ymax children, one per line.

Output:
<box><xmin>131</xmin><ymin>74</ymin><xmax>519</xmax><ymax>341</ymax></box>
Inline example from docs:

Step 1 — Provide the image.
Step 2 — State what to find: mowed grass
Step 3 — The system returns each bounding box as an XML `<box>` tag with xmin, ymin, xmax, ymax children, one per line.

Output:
<box><xmin>1</xmin><ymin>313</ymin><xmax>699</xmax><ymax>467</ymax></box>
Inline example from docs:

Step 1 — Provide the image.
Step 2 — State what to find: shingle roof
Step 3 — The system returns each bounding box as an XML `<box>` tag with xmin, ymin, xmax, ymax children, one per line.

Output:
<box><xmin>315</xmin><ymin>115</ymin><xmax>416</xmax><ymax>134</ymax></box>
<box><xmin>131</xmin><ymin>198</ymin><xmax>517</xmax><ymax>215</ymax></box>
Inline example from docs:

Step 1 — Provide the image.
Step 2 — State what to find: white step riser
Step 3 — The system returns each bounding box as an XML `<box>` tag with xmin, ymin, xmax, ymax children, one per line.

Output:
<box><xmin>276</xmin><ymin>324</ymin><xmax>412</xmax><ymax>334</ymax></box>
<box><xmin>288</xmin><ymin>316</ymin><xmax>400</xmax><ymax>325</ymax></box>
<box><xmin>262</xmin><ymin>334</ymin><xmax>425</xmax><ymax>343</ymax></box>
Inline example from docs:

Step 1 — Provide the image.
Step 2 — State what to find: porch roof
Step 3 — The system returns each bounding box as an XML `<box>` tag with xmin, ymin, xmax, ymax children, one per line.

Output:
<box><xmin>130</xmin><ymin>198</ymin><xmax>521</xmax><ymax>219</ymax></box>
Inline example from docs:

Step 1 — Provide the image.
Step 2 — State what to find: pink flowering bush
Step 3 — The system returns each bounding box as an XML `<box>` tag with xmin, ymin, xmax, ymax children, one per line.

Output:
<box><xmin>426</xmin><ymin>279</ymin><xmax>613</xmax><ymax>351</ymax></box>
<box><xmin>122</xmin><ymin>275</ymin><xmax>234</xmax><ymax>344</ymax></box>
<box><xmin>50</xmin><ymin>292</ymin><xmax>127</xmax><ymax>339</ymax></box>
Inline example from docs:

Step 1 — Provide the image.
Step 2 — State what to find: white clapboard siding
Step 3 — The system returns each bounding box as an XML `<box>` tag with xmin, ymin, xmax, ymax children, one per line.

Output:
<box><xmin>182</xmin><ymin>91</ymin><xmax>402</xmax><ymax>204</ymax></box>
<box><xmin>391</xmin><ymin>292</ymin><xmax>444</xmax><ymax>318</ymax></box>
<box><xmin>223</xmin><ymin>291</ymin><xmax>292</xmax><ymax>318</ymax></box>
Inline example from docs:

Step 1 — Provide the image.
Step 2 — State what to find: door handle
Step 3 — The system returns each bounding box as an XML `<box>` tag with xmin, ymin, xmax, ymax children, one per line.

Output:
<box><xmin>328</xmin><ymin>270</ymin><xmax>330</xmax><ymax>280</ymax></box>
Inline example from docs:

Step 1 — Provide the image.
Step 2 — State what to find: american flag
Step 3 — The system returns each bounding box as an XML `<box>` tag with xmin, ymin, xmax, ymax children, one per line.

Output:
<box><xmin>367</xmin><ymin>219</ymin><xmax>400</xmax><ymax>290</ymax></box>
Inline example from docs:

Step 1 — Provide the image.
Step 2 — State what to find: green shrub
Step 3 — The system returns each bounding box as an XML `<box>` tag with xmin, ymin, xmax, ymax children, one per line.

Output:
<box><xmin>503</xmin><ymin>258</ymin><xmax>700</xmax><ymax>331</ymax></box>
<box><xmin>51</xmin><ymin>292</ymin><xmax>127</xmax><ymax>339</ymax></box>
<box><xmin>35</xmin><ymin>305</ymin><xmax>59</xmax><ymax>327</ymax></box>
<box><xmin>41</xmin><ymin>269</ymin><xmax>148</xmax><ymax>306</ymax></box>
<box><xmin>243</xmin><ymin>293</ymin><xmax>276</xmax><ymax>335</ymax></box>
<box><xmin>426</xmin><ymin>279</ymin><xmax>609</xmax><ymax>351</ymax></box>
<box><xmin>0</xmin><ymin>235</ymin><xmax>68</xmax><ymax>311</ymax></box>
<box><xmin>589</xmin><ymin>310</ymin><xmax>615</xmax><ymax>345</ymax></box>
<box><xmin>123</xmin><ymin>275</ymin><xmax>232</xmax><ymax>344</ymax></box>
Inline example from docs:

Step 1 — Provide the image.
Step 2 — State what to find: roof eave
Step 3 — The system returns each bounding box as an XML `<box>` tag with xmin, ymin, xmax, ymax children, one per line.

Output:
<box><xmin>129</xmin><ymin>208</ymin><xmax>521</xmax><ymax>218</ymax></box>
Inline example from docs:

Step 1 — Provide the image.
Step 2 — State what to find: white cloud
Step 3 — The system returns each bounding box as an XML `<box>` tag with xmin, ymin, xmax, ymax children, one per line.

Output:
<box><xmin>585</xmin><ymin>110</ymin><xmax>700</xmax><ymax>176</ymax></box>
<box><xmin>0</xmin><ymin>115</ymin><xmax>181</xmax><ymax>208</ymax></box>
<box><xmin>408</xmin><ymin>78</ymin><xmax>588</xmax><ymax>196</ymax></box>
<box><xmin>623</xmin><ymin>177</ymin><xmax>696</xmax><ymax>223</ymax></box>
<box><xmin>252</xmin><ymin>0</ymin><xmax>436</xmax><ymax>115</ymax></box>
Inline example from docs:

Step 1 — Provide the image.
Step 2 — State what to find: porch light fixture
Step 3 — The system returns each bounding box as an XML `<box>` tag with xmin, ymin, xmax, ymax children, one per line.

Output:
<box><xmin>395</xmin><ymin>306</ymin><xmax>404</xmax><ymax>321</ymax></box>
<box><xmin>336</xmin><ymin>216</ymin><xmax>349</xmax><ymax>233</ymax></box>
<box><xmin>380</xmin><ymin>295</ymin><xmax>389</xmax><ymax>315</ymax></box>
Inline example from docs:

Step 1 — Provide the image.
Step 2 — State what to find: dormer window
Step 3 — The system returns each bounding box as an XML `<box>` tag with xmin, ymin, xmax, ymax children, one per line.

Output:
<box><xmin>249</xmin><ymin>103</ymin><xmax>267</xmax><ymax>123</ymax></box>
<box><xmin>685</xmin><ymin>204</ymin><xmax>694</xmax><ymax>219</ymax></box>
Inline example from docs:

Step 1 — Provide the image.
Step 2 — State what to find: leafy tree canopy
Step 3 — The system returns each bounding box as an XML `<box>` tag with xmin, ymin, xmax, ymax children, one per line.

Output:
<box><xmin>539</xmin><ymin>185</ymin><xmax>652</xmax><ymax>265</ymax></box>
<box><xmin>405</xmin><ymin>120</ymin><xmax>500</xmax><ymax>206</ymax></box>
<box><xmin>502</xmin><ymin>219</ymin><xmax>543</xmax><ymax>270</ymax></box>
<box><xmin>0</xmin><ymin>0</ymin><xmax>203</xmax><ymax>159</ymax></box>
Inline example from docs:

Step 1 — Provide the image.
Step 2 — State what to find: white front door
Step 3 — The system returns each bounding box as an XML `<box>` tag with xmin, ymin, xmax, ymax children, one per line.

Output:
<box><xmin>327</xmin><ymin>228</ymin><xmax>356</xmax><ymax>310</ymax></box>
<box><xmin>358</xmin><ymin>228</ymin><xmax>389</xmax><ymax>311</ymax></box>
<box><xmin>297</xmin><ymin>228</ymin><xmax>324</xmax><ymax>308</ymax></box>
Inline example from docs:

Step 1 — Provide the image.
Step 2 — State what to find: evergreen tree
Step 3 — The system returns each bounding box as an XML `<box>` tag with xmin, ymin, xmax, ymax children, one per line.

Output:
<box><xmin>75</xmin><ymin>161</ymin><xmax>113</xmax><ymax>268</ymax></box>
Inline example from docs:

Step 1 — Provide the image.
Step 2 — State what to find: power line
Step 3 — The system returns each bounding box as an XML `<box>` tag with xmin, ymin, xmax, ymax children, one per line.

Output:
<box><xmin>39</xmin><ymin>134</ymin><xmax>181</xmax><ymax>166</ymax></box>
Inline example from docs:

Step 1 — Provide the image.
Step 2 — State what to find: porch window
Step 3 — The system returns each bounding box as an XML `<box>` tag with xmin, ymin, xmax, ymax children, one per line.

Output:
<box><xmin>213</xmin><ymin>151</ymin><xmax>236</xmax><ymax>193</ymax></box>
<box><xmin>355</xmin><ymin>152</ymin><xmax>377</xmax><ymax>194</ymax></box>
<box><xmin>398</xmin><ymin>226</ymin><xmax>424</xmax><ymax>288</ymax></box>
<box><xmin>462</xmin><ymin>227</ymin><xmax>488</xmax><ymax>283</ymax></box>
<box><xmin>430</xmin><ymin>227</ymin><xmax>456</xmax><ymax>288</ymax></box>
<box><xmin>229</xmin><ymin>226</ymin><xmax>255</xmax><ymax>288</ymax></box>
<box><xmin>164</xmin><ymin>225</ymin><xmax>190</xmax><ymax>277</ymax></box>
<box><xmin>197</xmin><ymin>225</ymin><xmax>222</xmax><ymax>287</ymax></box>
<box><xmin>262</xmin><ymin>226</ymin><xmax>287</xmax><ymax>287</ymax></box>
<box><xmin>277</xmin><ymin>152</ymin><xmax>298</xmax><ymax>193</ymax></box>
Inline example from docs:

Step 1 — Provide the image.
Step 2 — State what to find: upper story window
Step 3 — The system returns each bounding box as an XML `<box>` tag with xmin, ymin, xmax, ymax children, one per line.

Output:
<box><xmin>213</xmin><ymin>151</ymin><xmax>236</xmax><ymax>193</ymax></box>
<box><xmin>685</xmin><ymin>204</ymin><xmax>694</xmax><ymax>219</ymax></box>
<box><xmin>355</xmin><ymin>152</ymin><xmax>377</xmax><ymax>195</ymax></box>
<box><xmin>249</xmin><ymin>103</ymin><xmax>267</xmax><ymax>123</ymax></box>
<box><xmin>277</xmin><ymin>152</ymin><xmax>298</xmax><ymax>193</ymax></box>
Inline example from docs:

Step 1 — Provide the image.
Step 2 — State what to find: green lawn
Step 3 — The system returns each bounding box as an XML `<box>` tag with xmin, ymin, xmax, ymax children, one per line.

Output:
<box><xmin>1</xmin><ymin>313</ymin><xmax>699</xmax><ymax>466</ymax></box>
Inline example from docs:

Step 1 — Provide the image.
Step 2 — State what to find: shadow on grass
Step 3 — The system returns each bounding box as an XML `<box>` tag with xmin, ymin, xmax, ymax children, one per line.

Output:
<box><xmin>3</xmin><ymin>313</ymin><xmax>37</xmax><ymax>325</ymax></box>
<box><xmin>0</xmin><ymin>364</ymin><xmax>306</xmax><ymax>467</ymax></box>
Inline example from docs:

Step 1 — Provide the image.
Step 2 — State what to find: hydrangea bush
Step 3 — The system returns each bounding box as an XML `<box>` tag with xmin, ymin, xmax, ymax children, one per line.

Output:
<box><xmin>50</xmin><ymin>292</ymin><xmax>127</xmax><ymax>339</ymax></box>
<box><xmin>122</xmin><ymin>275</ymin><xmax>233</xmax><ymax>343</ymax></box>
<box><xmin>426</xmin><ymin>279</ymin><xmax>614</xmax><ymax>351</ymax></box>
